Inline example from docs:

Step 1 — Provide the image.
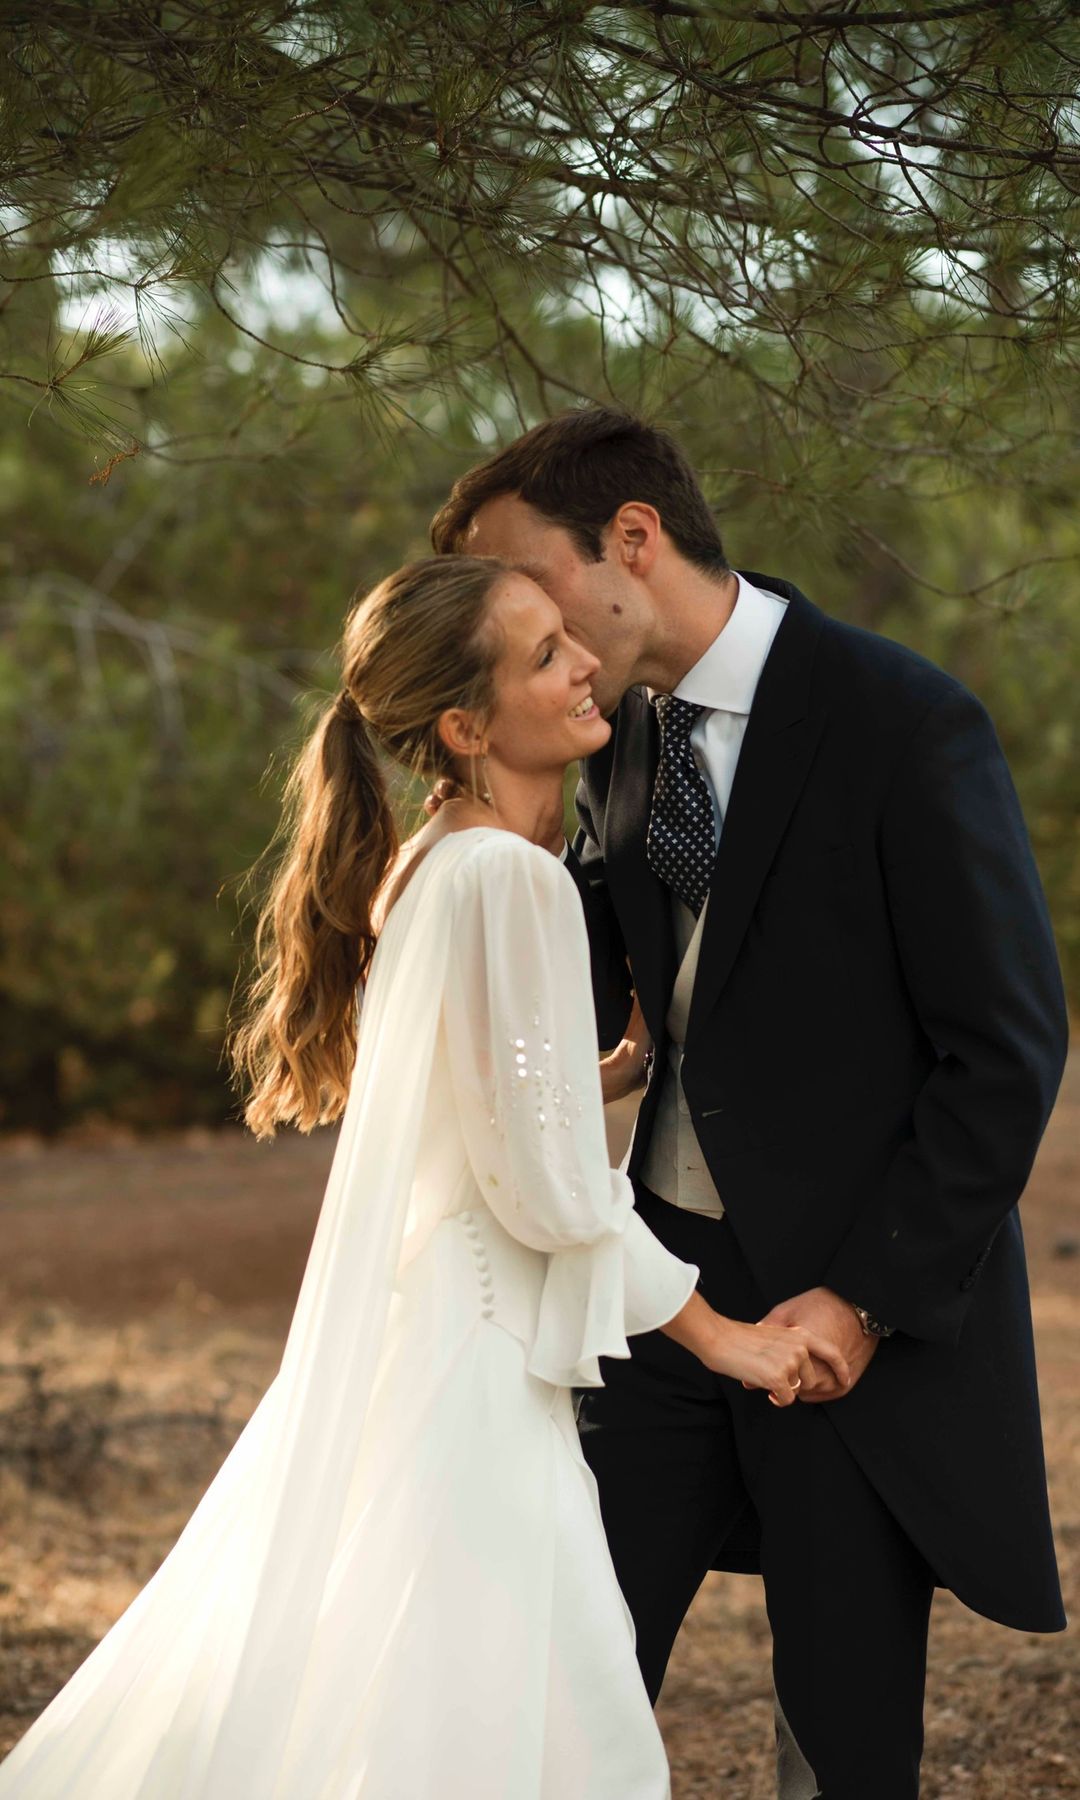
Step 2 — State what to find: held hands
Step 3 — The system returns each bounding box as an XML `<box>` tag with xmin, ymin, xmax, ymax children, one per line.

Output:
<box><xmin>663</xmin><ymin>1292</ymin><xmax>850</xmax><ymax>1406</ymax></box>
<box><xmin>755</xmin><ymin>1286</ymin><xmax>878</xmax><ymax>1403</ymax></box>
<box><xmin>705</xmin><ymin>1313</ymin><xmax>851</xmax><ymax>1407</ymax></box>
<box><xmin>599</xmin><ymin>995</ymin><xmax>652</xmax><ymax>1104</ymax></box>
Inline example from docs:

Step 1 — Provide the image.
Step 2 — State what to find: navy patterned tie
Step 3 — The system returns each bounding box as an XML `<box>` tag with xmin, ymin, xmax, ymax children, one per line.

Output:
<box><xmin>646</xmin><ymin>695</ymin><xmax>716</xmax><ymax>916</ymax></box>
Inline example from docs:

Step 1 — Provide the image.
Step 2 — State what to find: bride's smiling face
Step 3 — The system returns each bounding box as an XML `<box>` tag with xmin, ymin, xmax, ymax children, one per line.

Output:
<box><xmin>480</xmin><ymin>571</ymin><xmax>611</xmax><ymax>774</ymax></box>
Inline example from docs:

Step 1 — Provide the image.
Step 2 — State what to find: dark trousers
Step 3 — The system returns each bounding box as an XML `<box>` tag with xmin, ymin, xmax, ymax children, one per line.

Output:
<box><xmin>576</xmin><ymin>1189</ymin><xmax>936</xmax><ymax>1800</ymax></box>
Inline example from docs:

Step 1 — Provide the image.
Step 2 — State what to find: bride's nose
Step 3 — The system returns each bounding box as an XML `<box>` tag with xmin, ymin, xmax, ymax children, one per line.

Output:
<box><xmin>571</xmin><ymin>641</ymin><xmax>600</xmax><ymax>682</ymax></box>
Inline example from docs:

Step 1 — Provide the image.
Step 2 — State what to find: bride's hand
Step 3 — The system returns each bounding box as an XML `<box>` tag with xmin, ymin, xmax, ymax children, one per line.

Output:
<box><xmin>599</xmin><ymin>995</ymin><xmax>652</xmax><ymax>1103</ymax></box>
<box><xmin>703</xmin><ymin>1316</ymin><xmax>851</xmax><ymax>1406</ymax></box>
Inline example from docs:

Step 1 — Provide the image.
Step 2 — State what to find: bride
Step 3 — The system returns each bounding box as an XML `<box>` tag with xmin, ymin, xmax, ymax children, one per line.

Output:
<box><xmin>0</xmin><ymin>555</ymin><xmax>847</xmax><ymax>1798</ymax></box>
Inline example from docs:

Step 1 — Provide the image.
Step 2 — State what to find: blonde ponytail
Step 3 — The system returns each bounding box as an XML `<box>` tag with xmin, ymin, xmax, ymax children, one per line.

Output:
<box><xmin>230</xmin><ymin>556</ymin><xmax>502</xmax><ymax>1138</ymax></box>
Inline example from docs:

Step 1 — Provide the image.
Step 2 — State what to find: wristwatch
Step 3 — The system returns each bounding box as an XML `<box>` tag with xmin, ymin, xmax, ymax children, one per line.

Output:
<box><xmin>852</xmin><ymin>1304</ymin><xmax>895</xmax><ymax>1339</ymax></box>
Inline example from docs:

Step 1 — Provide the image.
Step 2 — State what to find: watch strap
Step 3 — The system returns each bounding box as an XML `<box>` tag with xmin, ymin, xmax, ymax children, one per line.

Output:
<box><xmin>852</xmin><ymin>1303</ymin><xmax>895</xmax><ymax>1339</ymax></box>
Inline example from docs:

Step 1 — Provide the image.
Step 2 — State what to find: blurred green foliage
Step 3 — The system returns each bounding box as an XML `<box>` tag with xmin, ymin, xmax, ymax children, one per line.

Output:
<box><xmin>0</xmin><ymin>316</ymin><xmax>455</xmax><ymax>1130</ymax></box>
<box><xmin>0</xmin><ymin>299</ymin><xmax>1075</xmax><ymax>1133</ymax></box>
<box><xmin>2</xmin><ymin>0</ymin><xmax>1078</xmax><ymax>1128</ymax></box>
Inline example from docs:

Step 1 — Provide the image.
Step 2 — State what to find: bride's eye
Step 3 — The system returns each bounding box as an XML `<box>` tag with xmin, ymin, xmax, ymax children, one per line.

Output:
<box><xmin>538</xmin><ymin>646</ymin><xmax>556</xmax><ymax>668</ymax></box>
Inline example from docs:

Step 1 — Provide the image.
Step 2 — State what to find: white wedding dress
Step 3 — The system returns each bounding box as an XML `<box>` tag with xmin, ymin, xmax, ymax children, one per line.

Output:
<box><xmin>0</xmin><ymin>827</ymin><xmax>699</xmax><ymax>1799</ymax></box>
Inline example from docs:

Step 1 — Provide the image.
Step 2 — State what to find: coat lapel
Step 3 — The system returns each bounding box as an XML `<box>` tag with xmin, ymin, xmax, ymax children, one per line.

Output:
<box><xmin>686</xmin><ymin>586</ymin><xmax>826</xmax><ymax>1042</ymax></box>
<box><xmin>599</xmin><ymin>689</ymin><xmax>677</xmax><ymax>1041</ymax></box>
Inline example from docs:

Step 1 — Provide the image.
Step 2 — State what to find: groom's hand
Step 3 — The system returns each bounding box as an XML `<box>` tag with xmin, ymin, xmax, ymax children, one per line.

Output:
<box><xmin>757</xmin><ymin>1287</ymin><xmax>877</xmax><ymax>1402</ymax></box>
<box><xmin>423</xmin><ymin>778</ymin><xmax>459</xmax><ymax>817</ymax></box>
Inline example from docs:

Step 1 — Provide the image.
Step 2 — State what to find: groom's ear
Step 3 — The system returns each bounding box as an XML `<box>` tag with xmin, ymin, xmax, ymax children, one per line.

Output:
<box><xmin>607</xmin><ymin>502</ymin><xmax>661</xmax><ymax>576</ymax></box>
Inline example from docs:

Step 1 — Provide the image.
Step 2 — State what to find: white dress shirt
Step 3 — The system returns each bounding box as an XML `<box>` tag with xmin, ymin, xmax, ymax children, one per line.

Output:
<box><xmin>561</xmin><ymin>571</ymin><xmax>787</xmax><ymax>864</ymax></box>
<box><xmin>638</xmin><ymin>573</ymin><xmax>788</xmax><ymax>1213</ymax></box>
<box><xmin>650</xmin><ymin>570</ymin><xmax>788</xmax><ymax>834</ymax></box>
<box><xmin>566</xmin><ymin>576</ymin><xmax>788</xmax><ymax>1206</ymax></box>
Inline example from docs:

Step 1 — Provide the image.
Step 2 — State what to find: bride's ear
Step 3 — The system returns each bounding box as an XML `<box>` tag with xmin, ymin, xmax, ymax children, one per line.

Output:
<box><xmin>437</xmin><ymin>707</ymin><xmax>486</xmax><ymax>760</ymax></box>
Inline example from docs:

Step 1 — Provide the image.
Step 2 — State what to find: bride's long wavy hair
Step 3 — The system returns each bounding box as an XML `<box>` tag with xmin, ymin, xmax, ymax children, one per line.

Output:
<box><xmin>230</xmin><ymin>555</ymin><xmax>504</xmax><ymax>1140</ymax></box>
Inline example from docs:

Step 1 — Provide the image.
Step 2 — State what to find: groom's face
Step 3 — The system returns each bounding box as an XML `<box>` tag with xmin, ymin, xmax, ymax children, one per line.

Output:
<box><xmin>462</xmin><ymin>493</ymin><xmax>645</xmax><ymax>716</ymax></box>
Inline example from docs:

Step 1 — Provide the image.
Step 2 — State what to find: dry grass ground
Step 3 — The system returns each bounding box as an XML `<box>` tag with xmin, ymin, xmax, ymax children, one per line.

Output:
<box><xmin>0</xmin><ymin>1063</ymin><xmax>1076</xmax><ymax>1796</ymax></box>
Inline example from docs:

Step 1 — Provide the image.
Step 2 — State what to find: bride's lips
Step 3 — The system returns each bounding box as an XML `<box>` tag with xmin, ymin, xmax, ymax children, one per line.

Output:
<box><xmin>567</xmin><ymin>693</ymin><xmax>599</xmax><ymax>721</ymax></box>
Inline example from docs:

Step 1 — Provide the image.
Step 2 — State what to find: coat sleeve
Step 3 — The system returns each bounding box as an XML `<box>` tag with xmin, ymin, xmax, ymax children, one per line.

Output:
<box><xmin>444</xmin><ymin>833</ymin><xmax>697</xmax><ymax>1386</ymax></box>
<box><xmin>824</xmin><ymin>687</ymin><xmax>1069</xmax><ymax>1344</ymax></box>
<box><xmin>568</xmin><ymin>774</ymin><xmax>634</xmax><ymax>1049</ymax></box>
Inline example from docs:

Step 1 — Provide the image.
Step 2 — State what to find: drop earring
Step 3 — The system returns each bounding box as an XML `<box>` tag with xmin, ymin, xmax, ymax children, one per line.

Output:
<box><xmin>479</xmin><ymin>747</ymin><xmax>492</xmax><ymax>807</ymax></box>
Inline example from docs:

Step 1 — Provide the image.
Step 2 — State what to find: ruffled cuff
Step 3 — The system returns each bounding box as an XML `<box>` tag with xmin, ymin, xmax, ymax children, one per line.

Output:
<box><xmin>525</xmin><ymin>1173</ymin><xmax>699</xmax><ymax>1388</ymax></box>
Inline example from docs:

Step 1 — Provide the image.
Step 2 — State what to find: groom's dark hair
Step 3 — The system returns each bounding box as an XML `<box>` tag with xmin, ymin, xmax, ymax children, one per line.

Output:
<box><xmin>430</xmin><ymin>406</ymin><xmax>728</xmax><ymax>575</ymax></box>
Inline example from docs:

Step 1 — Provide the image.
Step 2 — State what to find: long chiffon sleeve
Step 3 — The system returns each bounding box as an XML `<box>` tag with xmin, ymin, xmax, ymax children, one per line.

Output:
<box><xmin>444</xmin><ymin>832</ymin><xmax>698</xmax><ymax>1387</ymax></box>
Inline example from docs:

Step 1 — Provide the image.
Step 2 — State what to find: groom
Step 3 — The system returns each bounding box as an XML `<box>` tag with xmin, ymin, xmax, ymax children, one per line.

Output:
<box><xmin>431</xmin><ymin>408</ymin><xmax>1068</xmax><ymax>1797</ymax></box>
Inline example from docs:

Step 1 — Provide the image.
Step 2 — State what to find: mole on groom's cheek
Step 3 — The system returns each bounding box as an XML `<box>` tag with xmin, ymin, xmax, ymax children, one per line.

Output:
<box><xmin>612</xmin><ymin>604</ymin><xmax>623</xmax><ymax>615</ymax></box>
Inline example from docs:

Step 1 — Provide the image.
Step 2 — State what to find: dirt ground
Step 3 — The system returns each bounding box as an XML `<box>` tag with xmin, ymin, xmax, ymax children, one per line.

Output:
<box><xmin>0</xmin><ymin>1064</ymin><xmax>1076</xmax><ymax>1796</ymax></box>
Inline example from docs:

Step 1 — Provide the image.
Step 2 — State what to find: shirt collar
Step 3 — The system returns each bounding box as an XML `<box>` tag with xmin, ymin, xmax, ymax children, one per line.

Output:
<box><xmin>647</xmin><ymin>572</ymin><xmax>787</xmax><ymax>716</ymax></box>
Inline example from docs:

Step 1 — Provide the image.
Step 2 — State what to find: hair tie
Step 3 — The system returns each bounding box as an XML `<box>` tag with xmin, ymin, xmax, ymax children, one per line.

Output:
<box><xmin>334</xmin><ymin>687</ymin><xmax>363</xmax><ymax>723</ymax></box>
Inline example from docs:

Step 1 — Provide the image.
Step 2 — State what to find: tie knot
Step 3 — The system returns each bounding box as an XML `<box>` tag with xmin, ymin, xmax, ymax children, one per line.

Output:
<box><xmin>654</xmin><ymin>694</ymin><xmax>702</xmax><ymax>741</ymax></box>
